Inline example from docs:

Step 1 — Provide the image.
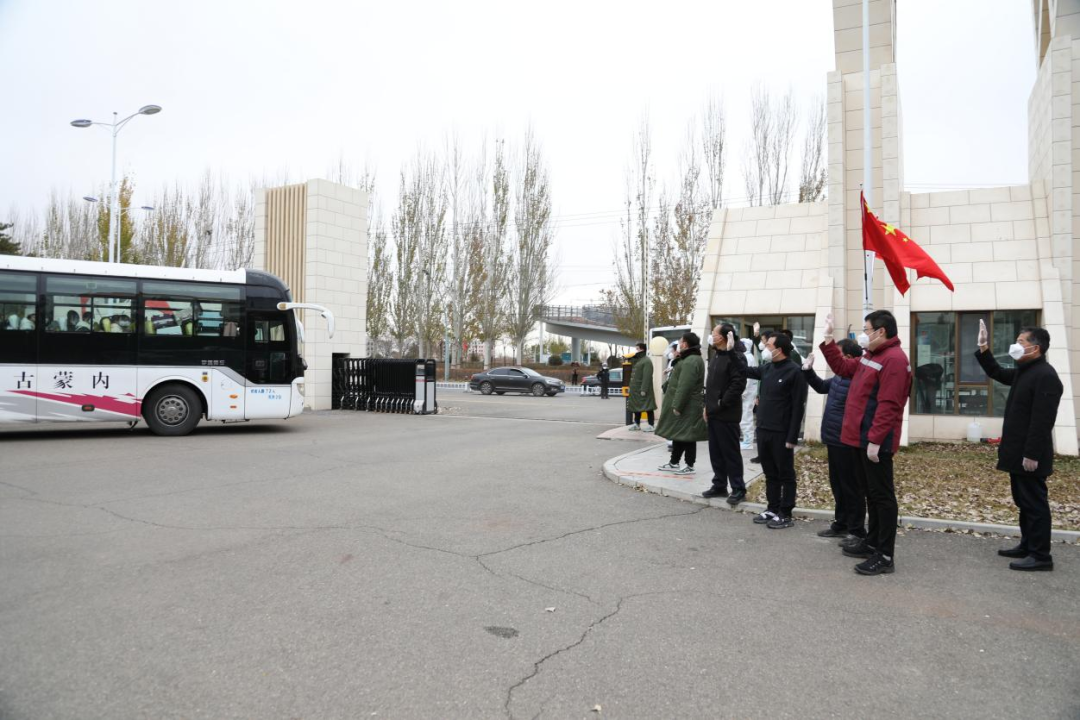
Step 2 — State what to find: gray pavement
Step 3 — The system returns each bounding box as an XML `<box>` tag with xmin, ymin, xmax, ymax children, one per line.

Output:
<box><xmin>1</xmin><ymin>393</ymin><xmax>1079</xmax><ymax>719</ymax></box>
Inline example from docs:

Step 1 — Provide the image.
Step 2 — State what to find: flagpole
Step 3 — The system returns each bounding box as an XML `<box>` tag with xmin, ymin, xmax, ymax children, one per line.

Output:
<box><xmin>862</xmin><ymin>0</ymin><xmax>875</xmax><ymax>319</ymax></box>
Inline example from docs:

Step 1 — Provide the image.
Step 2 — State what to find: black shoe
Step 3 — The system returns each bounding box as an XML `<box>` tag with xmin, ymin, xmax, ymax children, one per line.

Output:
<box><xmin>702</xmin><ymin>486</ymin><xmax>728</xmax><ymax>499</ymax></box>
<box><xmin>997</xmin><ymin>544</ymin><xmax>1028</xmax><ymax>559</ymax></box>
<box><xmin>727</xmin><ymin>489</ymin><xmax>746</xmax><ymax>506</ymax></box>
<box><xmin>1009</xmin><ymin>556</ymin><xmax>1054</xmax><ymax>571</ymax></box>
<box><xmin>749</xmin><ymin>456</ymin><xmax>761</xmax><ymax>464</ymax></box>
<box><xmin>817</xmin><ymin>526</ymin><xmax>848</xmax><ymax>538</ymax></box>
<box><xmin>839</xmin><ymin>534</ymin><xmax>867</xmax><ymax>548</ymax></box>
<box><xmin>767</xmin><ymin>516</ymin><xmax>795</xmax><ymax>529</ymax></box>
<box><xmin>753</xmin><ymin>510</ymin><xmax>778</xmax><ymax>525</ymax></box>
<box><xmin>854</xmin><ymin>552</ymin><xmax>895</xmax><ymax>576</ymax></box>
<box><xmin>842</xmin><ymin>540</ymin><xmax>876</xmax><ymax>558</ymax></box>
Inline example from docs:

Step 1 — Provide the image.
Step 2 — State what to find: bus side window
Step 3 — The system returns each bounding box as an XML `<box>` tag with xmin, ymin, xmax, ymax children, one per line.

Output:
<box><xmin>142</xmin><ymin>299</ymin><xmax>193</xmax><ymax>336</ymax></box>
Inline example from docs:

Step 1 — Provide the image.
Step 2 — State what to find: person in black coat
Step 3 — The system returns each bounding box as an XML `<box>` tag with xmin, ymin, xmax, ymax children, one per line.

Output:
<box><xmin>802</xmin><ymin>339</ymin><xmax>866</xmax><ymax>540</ymax></box>
<box><xmin>744</xmin><ymin>333</ymin><xmax>808</xmax><ymax>529</ymax></box>
<box><xmin>598</xmin><ymin>364</ymin><xmax>610</xmax><ymax>399</ymax></box>
<box><xmin>703</xmin><ymin>324</ymin><xmax>748</xmax><ymax>505</ymax></box>
<box><xmin>975</xmin><ymin>321</ymin><xmax>1063</xmax><ymax>571</ymax></box>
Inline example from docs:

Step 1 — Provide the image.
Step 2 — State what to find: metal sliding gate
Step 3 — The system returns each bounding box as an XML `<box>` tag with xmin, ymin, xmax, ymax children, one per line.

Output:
<box><xmin>333</xmin><ymin>358</ymin><xmax>438</xmax><ymax>414</ymax></box>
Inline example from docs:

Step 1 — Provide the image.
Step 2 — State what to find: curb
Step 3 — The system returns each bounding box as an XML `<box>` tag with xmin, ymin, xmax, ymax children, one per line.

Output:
<box><xmin>601</xmin><ymin>444</ymin><xmax>1080</xmax><ymax>544</ymax></box>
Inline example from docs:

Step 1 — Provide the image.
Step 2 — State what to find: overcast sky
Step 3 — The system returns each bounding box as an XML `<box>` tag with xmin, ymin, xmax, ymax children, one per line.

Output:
<box><xmin>0</xmin><ymin>0</ymin><xmax>1035</xmax><ymax>305</ymax></box>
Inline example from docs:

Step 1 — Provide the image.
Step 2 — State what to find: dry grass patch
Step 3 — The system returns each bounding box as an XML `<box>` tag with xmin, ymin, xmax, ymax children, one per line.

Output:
<box><xmin>747</xmin><ymin>442</ymin><xmax>1080</xmax><ymax>531</ymax></box>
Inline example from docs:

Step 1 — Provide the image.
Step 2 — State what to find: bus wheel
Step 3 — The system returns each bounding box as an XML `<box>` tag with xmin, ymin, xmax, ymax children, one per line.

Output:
<box><xmin>144</xmin><ymin>384</ymin><xmax>202</xmax><ymax>436</ymax></box>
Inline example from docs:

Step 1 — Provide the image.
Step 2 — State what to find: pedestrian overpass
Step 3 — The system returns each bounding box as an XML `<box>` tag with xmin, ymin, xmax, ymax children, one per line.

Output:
<box><xmin>540</xmin><ymin>305</ymin><xmax>640</xmax><ymax>361</ymax></box>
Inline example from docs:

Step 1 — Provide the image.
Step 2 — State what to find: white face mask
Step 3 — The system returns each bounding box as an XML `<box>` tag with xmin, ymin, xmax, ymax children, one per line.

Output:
<box><xmin>757</xmin><ymin>342</ymin><xmax>766</xmax><ymax>352</ymax></box>
<box><xmin>1008</xmin><ymin>343</ymin><xmax>1027</xmax><ymax>361</ymax></box>
<box><xmin>760</xmin><ymin>348</ymin><xmax>774</xmax><ymax>363</ymax></box>
<box><xmin>857</xmin><ymin>332</ymin><xmax>870</xmax><ymax>349</ymax></box>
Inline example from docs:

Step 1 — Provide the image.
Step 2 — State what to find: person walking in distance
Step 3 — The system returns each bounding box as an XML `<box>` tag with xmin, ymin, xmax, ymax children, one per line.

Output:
<box><xmin>627</xmin><ymin>342</ymin><xmax>657</xmax><ymax>431</ymax></box>
<box><xmin>975</xmin><ymin>320</ymin><xmax>1062</xmax><ymax>571</ymax></box>
<box><xmin>656</xmin><ymin>333</ymin><xmax>708</xmax><ymax>475</ymax></box>
<box><xmin>739</xmin><ymin>338</ymin><xmax>758</xmax><ymax>451</ymax></box>
<box><xmin>802</xmin><ymin>341</ymin><xmax>867</xmax><ymax>542</ymax></box>
<box><xmin>703</xmin><ymin>325</ymin><xmax>748</xmax><ymax>504</ymax></box>
<box><xmin>571</xmin><ymin>365</ymin><xmax>579</xmax><ymax>387</ymax></box>
<box><xmin>598</xmin><ymin>364</ymin><xmax>610</xmax><ymax>399</ymax></box>
<box><xmin>744</xmin><ymin>332</ymin><xmax>808</xmax><ymax>528</ymax></box>
<box><xmin>820</xmin><ymin>310</ymin><xmax>912</xmax><ymax>576</ymax></box>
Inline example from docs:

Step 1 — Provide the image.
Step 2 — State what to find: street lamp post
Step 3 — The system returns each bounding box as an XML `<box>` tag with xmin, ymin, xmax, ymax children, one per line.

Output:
<box><xmin>71</xmin><ymin>104</ymin><xmax>162</xmax><ymax>263</ymax></box>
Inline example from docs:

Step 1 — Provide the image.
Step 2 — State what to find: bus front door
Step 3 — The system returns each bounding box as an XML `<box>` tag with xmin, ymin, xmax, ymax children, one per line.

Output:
<box><xmin>245</xmin><ymin>313</ymin><xmax>293</xmax><ymax>419</ymax></box>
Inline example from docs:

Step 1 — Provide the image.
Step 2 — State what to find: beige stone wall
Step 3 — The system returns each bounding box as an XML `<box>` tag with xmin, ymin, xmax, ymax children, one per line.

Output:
<box><xmin>254</xmin><ymin>179</ymin><xmax>368</xmax><ymax>411</ymax></box>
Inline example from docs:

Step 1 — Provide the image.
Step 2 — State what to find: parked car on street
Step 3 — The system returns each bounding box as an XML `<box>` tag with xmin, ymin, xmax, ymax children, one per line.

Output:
<box><xmin>580</xmin><ymin>367</ymin><xmax>623</xmax><ymax>395</ymax></box>
<box><xmin>469</xmin><ymin>366</ymin><xmax>566</xmax><ymax>397</ymax></box>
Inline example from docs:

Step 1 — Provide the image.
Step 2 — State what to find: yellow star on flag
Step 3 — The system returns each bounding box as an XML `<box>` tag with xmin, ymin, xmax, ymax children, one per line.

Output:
<box><xmin>882</xmin><ymin>223</ymin><xmax>897</xmax><ymax>235</ymax></box>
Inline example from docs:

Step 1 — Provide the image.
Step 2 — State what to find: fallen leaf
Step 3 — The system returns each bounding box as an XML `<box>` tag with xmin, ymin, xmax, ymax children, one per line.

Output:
<box><xmin>545</xmin><ymin>607</ymin><xmax>556</xmax><ymax>613</ymax></box>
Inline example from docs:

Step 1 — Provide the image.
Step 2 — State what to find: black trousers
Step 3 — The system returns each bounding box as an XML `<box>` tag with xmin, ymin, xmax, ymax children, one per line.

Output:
<box><xmin>635</xmin><ymin>410</ymin><xmax>655</xmax><ymax>425</ymax></box>
<box><xmin>670</xmin><ymin>441</ymin><xmax>697</xmax><ymax>467</ymax></box>
<box><xmin>600</xmin><ymin>383</ymin><xmax>609</xmax><ymax>398</ymax></box>
<box><xmin>758</xmin><ymin>429</ymin><xmax>796</xmax><ymax>517</ymax></box>
<box><xmin>826</xmin><ymin>444</ymin><xmax>865</xmax><ymax>535</ymax></box>
<box><xmin>852</xmin><ymin>448</ymin><xmax>897</xmax><ymax>557</ymax></box>
<box><xmin>1010</xmin><ymin>474</ymin><xmax>1053</xmax><ymax>561</ymax></box>
<box><xmin>707</xmin><ymin>418</ymin><xmax>744</xmax><ymax>491</ymax></box>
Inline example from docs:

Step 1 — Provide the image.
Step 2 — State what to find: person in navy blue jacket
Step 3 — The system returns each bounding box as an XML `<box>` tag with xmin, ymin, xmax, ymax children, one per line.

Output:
<box><xmin>802</xmin><ymin>338</ymin><xmax>867</xmax><ymax>542</ymax></box>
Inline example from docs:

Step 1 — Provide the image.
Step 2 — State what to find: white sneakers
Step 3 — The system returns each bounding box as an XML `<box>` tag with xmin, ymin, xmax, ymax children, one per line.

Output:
<box><xmin>657</xmin><ymin>462</ymin><xmax>695</xmax><ymax>475</ymax></box>
<box><xmin>643</xmin><ymin>424</ymin><xmax>655</xmax><ymax>433</ymax></box>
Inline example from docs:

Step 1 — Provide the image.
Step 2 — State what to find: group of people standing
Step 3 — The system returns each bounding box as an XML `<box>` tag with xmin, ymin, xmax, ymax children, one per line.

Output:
<box><xmin>620</xmin><ymin>310</ymin><xmax>1063</xmax><ymax>576</ymax></box>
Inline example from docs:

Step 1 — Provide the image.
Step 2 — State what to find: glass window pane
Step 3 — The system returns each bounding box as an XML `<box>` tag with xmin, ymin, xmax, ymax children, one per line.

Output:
<box><xmin>958</xmin><ymin>313</ymin><xmax>990</xmax><ymax>382</ymax></box>
<box><xmin>2</xmin><ymin>301</ymin><xmax>36</xmax><ymax>330</ymax></box>
<box><xmin>144</xmin><ymin>299</ymin><xmax>194</xmax><ymax>336</ymax></box>
<box><xmin>990</xmin><ymin>310</ymin><xmax>1040</xmax><ymax>417</ymax></box>
<box><xmin>958</xmin><ymin>385</ymin><xmax>990</xmax><ymax>415</ymax></box>
<box><xmin>783</xmin><ymin>315</ymin><xmax>815</xmax><ymax>359</ymax></box>
<box><xmin>92</xmin><ymin>298</ymin><xmax>134</xmax><ymax>333</ymax></box>
<box><xmin>912</xmin><ymin>312</ymin><xmax>955</xmax><ymax>414</ymax></box>
<box><xmin>142</xmin><ymin>281</ymin><xmax>241</xmax><ymax>301</ymax></box>
<box><xmin>193</xmin><ymin>301</ymin><xmax>242</xmax><ymax>338</ymax></box>
<box><xmin>46</xmin><ymin>275</ymin><xmax>135</xmax><ymax>296</ymax></box>
<box><xmin>0</xmin><ymin>271</ymin><xmax>37</xmax><ymax>294</ymax></box>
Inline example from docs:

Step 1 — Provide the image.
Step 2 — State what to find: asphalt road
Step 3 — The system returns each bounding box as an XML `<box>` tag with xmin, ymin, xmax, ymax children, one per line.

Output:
<box><xmin>1</xmin><ymin>393</ymin><xmax>1078</xmax><ymax>719</ymax></box>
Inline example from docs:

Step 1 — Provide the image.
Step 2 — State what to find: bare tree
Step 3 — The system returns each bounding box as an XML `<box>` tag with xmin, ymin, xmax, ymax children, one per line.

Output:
<box><xmin>445</xmin><ymin>133</ymin><xmax>471</xmax><ymax>367</ymax></box>
<box><xmin>506</xmin><ymin>129</ymin><xmax>555</xmax><ymax>362</ymax></box>
<box><xmin>389</xmin><ymin>170</ymin><xmax>420</xmax><ymax>356</ymax></box>
<box><xmin>701</xmin><ymin>94</ymin><xmax>727</xmax><ymax>210</ymax></box>
<box><xmin>743</xmin><ymin>86</ymin><xmax>770</xmax><ymax>207</ymax></box>
<box><xmin>140</xmin><ymin>184</ymin><xmax>190</xmax><ymax>268</ymax></box>
<box><xmin>602</xmin><ymin>118</ymin><xmax>652</xmax><ymax>340</ymax></box>
<box><xmin>472</xmin><ymin>138</ymin><xmax>511</xmax><ymax>369</ymax></box>
<box><xmin>220</xmin><ymin>179</ymin><xmax>256</xmax><ymax>269</ymax></box>
<box><xmin>366</xmin><ymin>203</ymin><xmax>392</xmax><ymax>356</ymax></box>
<box><xmin>798</xmin><ymin>96</ymin><xmax>828</xmax><ymax>203</ymax></box>
<box><xmin>767</xmin><ymin>90</ymin><xmax>797</xmax><ymax>205</ymax></box>
<box><xmin>412</xmin><ymin>152</ymin><xmax>449</xmax><ymax>359</ymax></box>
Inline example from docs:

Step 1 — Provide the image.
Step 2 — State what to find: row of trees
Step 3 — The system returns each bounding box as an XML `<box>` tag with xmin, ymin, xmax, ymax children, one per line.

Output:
<box><xmin>2</xmin><ymin>171</ymin><xmax>259</xmax><ymax>270</ymax></box>
<box><xmin>601</xmin><ymin>88</ymin><xmax>827</xmax><ymax>339</ymax></box>
<box><xmin>363</xmin><ymin>132</ymin><xmax>556</xmax><ymax>366</ymax></box>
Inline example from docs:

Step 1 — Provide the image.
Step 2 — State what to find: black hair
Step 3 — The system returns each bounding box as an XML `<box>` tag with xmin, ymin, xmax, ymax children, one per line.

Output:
<box><xmin>636</xmin><ymin>342</ymin><xmax>647</xmax><ymax>351</ymax></box>
<box><xmin>770</xmin><ymin>333</ymin><xmax>793</xmax><ymax>358</ymax></box>
<box><xmin>1020</xmin><ymin>326</ymin><xmax>1050</xmax><ymax>356</ymax></box>
<box><xmin>865</xmin><ymin>309</ymin><xmax>898</xmax><ymax>339</ymax></box>
<box><xmin>838</xmin><ymin>338</ymin><xmax>863</xmax><ymax>358</ymax></box>
<box><xmin>718</xmin><ymin>322</ymin><xmax>740</xmax><ymax>347</ymax></box>
<box><xmin>760</xmin><ymin>329</ymin><xmax>774</xmax><ymax>341</ymax></box>
<box><xmin>682</xmin><ymin>331</ymin><xmax>700</xmax><ymax>347</ymax></box>
<box><xmin>780</xmin><ymin>328</ymin><xmax>794</xmax><ymax>340</ymax></box>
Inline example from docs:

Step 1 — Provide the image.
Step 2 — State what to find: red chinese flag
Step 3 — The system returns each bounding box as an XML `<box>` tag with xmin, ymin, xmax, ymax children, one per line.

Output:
<box><xmin>861</xmin><ymin>192</ymin><xmax>954</xmax><ymax>295</ymax></box>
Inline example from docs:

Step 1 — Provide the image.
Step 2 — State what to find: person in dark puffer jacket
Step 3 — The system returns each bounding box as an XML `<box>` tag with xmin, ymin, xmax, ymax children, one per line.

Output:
<box><xmin>802</xmin><ymin>339</ymin><xmax>866</xmax><ymax>541</ymax></box>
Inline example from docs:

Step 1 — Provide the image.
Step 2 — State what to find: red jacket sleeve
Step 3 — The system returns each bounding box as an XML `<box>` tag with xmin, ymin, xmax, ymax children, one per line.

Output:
<box><xmin>867</xmin><ymin>351</ymin><xmax>911</xmax><ymax>446</ymax></box>
<box><xmin>821</xmin><ymin>340</ymin><xmax>860</xmax><ymax>378</ymax></box>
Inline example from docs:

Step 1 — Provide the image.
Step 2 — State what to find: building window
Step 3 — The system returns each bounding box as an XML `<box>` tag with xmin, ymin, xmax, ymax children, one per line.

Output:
<box><xmin>911</xmin><ymin>310</ymin><xmax>1039</xmax><ymax>417</ymax></box>
<box><xmin>708</xmin><ymin>315</ymin><xmax>815</xmax><ymax>359</ymax></box>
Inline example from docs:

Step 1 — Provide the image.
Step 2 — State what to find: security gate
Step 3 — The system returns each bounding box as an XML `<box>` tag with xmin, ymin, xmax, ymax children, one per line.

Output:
<box><xmin>333</xmin><ymin>358</ymin><xmax>438</xmax><ymax>414</ymax></box>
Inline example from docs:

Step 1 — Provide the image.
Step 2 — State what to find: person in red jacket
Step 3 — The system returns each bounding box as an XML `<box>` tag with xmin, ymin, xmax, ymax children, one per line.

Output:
<box><xmin>820</xmin><ymin>309</ymin><xmax>912</xmax><ymax>576</ymax></box>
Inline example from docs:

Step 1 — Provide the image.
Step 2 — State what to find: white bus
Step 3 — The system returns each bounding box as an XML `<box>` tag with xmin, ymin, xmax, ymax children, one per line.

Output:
<box><xmin>0</xmin><ymin>256</ymin><xmax>333</xmax><ymax>436</ymax></box>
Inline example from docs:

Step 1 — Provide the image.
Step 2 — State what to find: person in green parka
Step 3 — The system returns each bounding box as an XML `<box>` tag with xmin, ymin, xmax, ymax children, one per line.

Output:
<box><xmin>627</xmin><ymin>342</ymin><xmax>657</xmax><ymax>432</ymax></box>
<box><xmin>655</xmin><ymin>332</ymin><xmax>708</xmax><ymax>475</ymax></box>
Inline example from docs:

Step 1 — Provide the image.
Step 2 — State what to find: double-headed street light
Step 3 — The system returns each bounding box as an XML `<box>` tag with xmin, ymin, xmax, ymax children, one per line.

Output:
<box><xmin>71</xmin><ymin>104</ymin><xmax>162</xmax><ymax>264</ymax></box>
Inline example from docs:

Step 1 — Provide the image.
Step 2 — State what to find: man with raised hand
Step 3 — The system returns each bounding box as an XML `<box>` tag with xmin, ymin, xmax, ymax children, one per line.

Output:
<box><xmin>820</xmin><ymin>310</ymin><xmax>912</xmax><ymax>576</ymax></box>
<box><xmin>975</xmin><ymin>320</ymin><xmax>1062</xmax><ymax>571</ymax></box>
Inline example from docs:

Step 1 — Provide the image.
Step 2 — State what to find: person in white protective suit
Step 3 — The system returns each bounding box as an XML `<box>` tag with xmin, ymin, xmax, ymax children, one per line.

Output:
<box><xmin>740</xmin><ymin>337</ymin><xmax>759</xmax><ymax>450</ymax></box>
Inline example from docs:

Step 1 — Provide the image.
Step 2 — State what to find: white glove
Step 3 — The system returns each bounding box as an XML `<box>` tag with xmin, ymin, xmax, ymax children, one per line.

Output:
<box><xmin>823</xmin><ymin>313</ymin><xmax>834</xmax><ymax>341</ymax></box>
<box><xmin>867</xmin><ymin>442</ymin><xmax>880</xmax><ymax>464</ymax></box>
<box><xmin>727</xmin><ymin>331</ymin><xmax>735</xmax><ymax>350</ymax></box>
<box><xmin>802</xmin><ymin>352</ymin><xmax>815</xmax><ymax>371</ymax></box>
<box><xmin>978</xmin><ymin>318</ymin><xmax>988</xmax><ymax>349</ymax></box>
<box><xmin>1022</xmin><ymin>457</ymin><xmax>1038</xmax><ymax>473</ymax></box>
<box><xmin>753</xmin><ymin>322</ymin><xmax>760</xmax><ymax>337</ymax></box>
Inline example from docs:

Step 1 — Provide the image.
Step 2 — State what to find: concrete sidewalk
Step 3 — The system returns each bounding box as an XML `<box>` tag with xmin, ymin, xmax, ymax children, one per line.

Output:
<box><xmin>602</xmin><ymin>440</ymin><xmax>1080</xmax><ymax>543</ymax></box>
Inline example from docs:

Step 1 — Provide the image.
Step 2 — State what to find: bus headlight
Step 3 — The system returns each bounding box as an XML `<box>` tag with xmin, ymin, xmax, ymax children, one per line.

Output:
<box><xmin>296</xmin><ymin>382</ymin><xmax>305</xmax><ymax>397</ymax></box>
